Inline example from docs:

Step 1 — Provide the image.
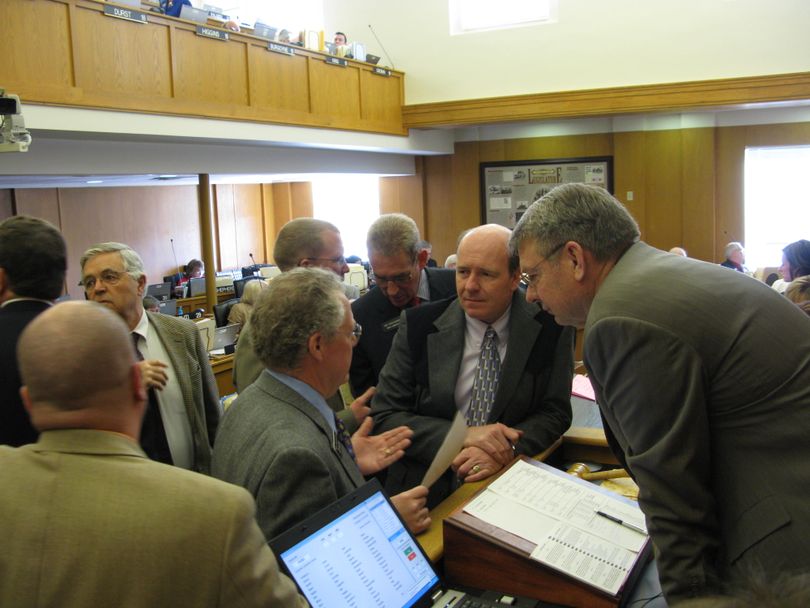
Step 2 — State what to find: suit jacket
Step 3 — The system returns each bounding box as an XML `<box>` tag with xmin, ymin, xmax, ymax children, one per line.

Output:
<box><xmin>371</xmin><ymin>291</ymin><xmax>574</xmax><ymax>507</ymax></box>
<box><xmin>584</xmin><ymin>242</ymin><xmax>810</xmax><ymax>603</ymax></box>
<box><xmin>0</xmin><ymin>299</ymin><xmax>51</xmax><ymax>447</ymax></box>
<box><xmin>232</xmin><ymin>318</ymin><xmax>359</xmax><ymax>433</ymax></box>
<box><xmin>0</xmin><ymin>429</ymin><xmax>306</xmax><ymax>608</ymax></box>
<box><xmin>212</xmin><ymin>371</ymin><xmax>365</xmax><ymax>541</ymax></box>
<box><xmin>350</xmin><ymin>267</ymin><xmax>457</xmax><ymax>396</ymax></box>
<box><xmin>147</xmin><ymin>311</ymin><xmax>220</xmax><ymax>474</ymax></box>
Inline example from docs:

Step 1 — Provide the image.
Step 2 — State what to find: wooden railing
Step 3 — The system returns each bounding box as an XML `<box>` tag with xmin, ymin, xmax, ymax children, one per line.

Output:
<box><xmin>0</xmin><ymin>0</ymin><xmax>406</xmax><ymax>135</ymax></box>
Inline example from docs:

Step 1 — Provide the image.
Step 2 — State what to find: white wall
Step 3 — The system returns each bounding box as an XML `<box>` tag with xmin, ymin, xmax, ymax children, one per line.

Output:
<box><xmin>324</xmin><ymin>0</ymin><xmax>810</xmax><ymax>105</ymax></box>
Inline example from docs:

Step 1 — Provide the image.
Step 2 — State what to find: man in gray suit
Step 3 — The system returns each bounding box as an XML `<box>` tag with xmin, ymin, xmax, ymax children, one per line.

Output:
<box><xmin>81</xmin><ymin>242</ymin><xmax>219</xmax><ymax>474</ymax></box>
<box><xmin>510</xmin><ymin>183</ymin><xmax>810</xmax><ymax>604</ymax></box>
<box><xmin>371</xmin><ymin>225</ymin><xmax>574</xmax><ymax>507</ymax></box>
<box><xmin>1</xmin><ymin>301</ymin><xmax>306</xmax><ymax>608</ymax></box>
<box><xmin>213</xmin><ymin>268</ymin><xmax>431</xmax><ymax>540</ymax></box>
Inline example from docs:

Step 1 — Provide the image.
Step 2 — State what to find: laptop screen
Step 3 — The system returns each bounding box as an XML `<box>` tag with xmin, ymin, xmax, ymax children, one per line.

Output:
<box><xmin>271</xmin><ymin>480</ymin><xmax>441</xmax><ymax>608</ymax></box>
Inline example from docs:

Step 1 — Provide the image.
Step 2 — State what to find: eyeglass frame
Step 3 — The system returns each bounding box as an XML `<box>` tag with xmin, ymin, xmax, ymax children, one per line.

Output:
<box><xmin>371</xmin><ymin>270</ymin><xmax>414</xmax><ymax>287</ymax></box>
<box><xmin>300</xmin><ymin>256</ymin><xmax>347</xmax><ymax>266</ymax></box>
<box><xmin>520</xmin><ymin>242</ymin><xmax>566</xmax><ymax>288</ymax></box>
<box><xmin>79</xmin><ymin>268</ymin><xmax>132</xmax><ymax>291</ymax></box>
<box><xmin>351</xmin><ymin>322</ymin><xmax>363</xmax><ymax>341</ymax></box>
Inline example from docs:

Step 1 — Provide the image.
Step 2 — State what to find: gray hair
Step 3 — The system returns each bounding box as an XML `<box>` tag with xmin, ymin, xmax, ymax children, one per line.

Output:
<box><xmin>724</xmin><ymin>241</ymin><xmax>744</xmax><ymax>259</ymax></box>
<box><xmin>510</xmin><ymin>183</ymin><xmax>640</xmax><ymax>261</ymax></box>
<box><xmin>366</xmin><ymin>213</ymin><xmax>420</xmax><ymax>260</ymax></box>
<box><xmin>240</xmin><ymin>277</ymin><xmax>269</xmax><ymax>306</ymax></box>
<box><xmin>251</xmin><ymin>268</ymin><xmax>345</xmax><ymax>371</ymax></box>
<box><xmin>80</xmin><ymin>242</ymin><xmax>145</xmax><ymax>281</ymax></box>
<box><xmin>273</xmin><ymin>218</ymin><xmax>340</xmax><ymax>271</ymax></box>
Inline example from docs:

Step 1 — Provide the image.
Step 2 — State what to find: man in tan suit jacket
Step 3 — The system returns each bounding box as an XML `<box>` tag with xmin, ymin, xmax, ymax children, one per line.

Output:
<box><xmin>0</xmin><ymin>301</ymin><xmax>306</xmax><ymax>608</ymax></box>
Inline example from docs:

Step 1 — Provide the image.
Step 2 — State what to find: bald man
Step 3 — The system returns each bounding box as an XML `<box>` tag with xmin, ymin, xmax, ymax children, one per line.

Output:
<box><xmin>371</xmin><ymin>225</ymin><xmax>574</xmax><ymax>507</ymax></box>
<box><xmin>0</xmin><ymin>302</ymin><xmax>306</xmax><ymax>608</ymax></box>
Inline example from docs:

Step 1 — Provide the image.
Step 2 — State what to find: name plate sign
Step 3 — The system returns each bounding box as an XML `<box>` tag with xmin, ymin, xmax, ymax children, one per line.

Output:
<box><xmin>268</xmin><ymin>43</ymin><xmax>295</xmax><ymax>56</ymax></box>
<box><xmin>197</xmin><ymin>26</ymin><xmax>229</xmax><ymax>41</ymax></box>
<box><xmin>325</xmin><ymin>57</ymin><xmax>348</xmax><ymax>67</ymax></box>
<box><xmin>103</xmin><ymin>4</ymin><xmax>147</xmax><ymax>24</ymax></box>
<box><xmin>372</xmin><ymin>67</ymin><xmax>392</xmax><ymax>77</ymax></box>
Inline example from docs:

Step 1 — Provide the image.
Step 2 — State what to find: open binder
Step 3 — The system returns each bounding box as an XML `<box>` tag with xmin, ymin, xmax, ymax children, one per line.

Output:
<box><xmin>443</xmin><ymin>457</ymin><xmax>652</xmax><ymax>608</ymax></box>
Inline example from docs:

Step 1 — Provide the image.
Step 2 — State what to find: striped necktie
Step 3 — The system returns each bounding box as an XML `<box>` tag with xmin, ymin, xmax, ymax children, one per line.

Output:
<box><xmin>334</xmin><ymin>414</ymin><xmax>356</xmax><ymax>462</ymax></box>
<box><xmin>467</xmin><ymin>326</ymin><xmax>501</xmax><ymax>426</ymax></box>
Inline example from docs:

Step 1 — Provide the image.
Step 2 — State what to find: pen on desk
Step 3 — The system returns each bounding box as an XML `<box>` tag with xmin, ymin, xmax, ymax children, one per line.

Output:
<box><xmin>594</xmin><ymin>510</ymin><xmax>647</xmax><ymax>535</ymax></box>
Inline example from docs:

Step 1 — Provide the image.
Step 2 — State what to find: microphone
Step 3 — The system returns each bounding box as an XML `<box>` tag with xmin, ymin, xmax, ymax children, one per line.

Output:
<box><xmin>249</xmin><ymin>252</ymin><xmax>256</xmax><ymax>266</ymax></box>
<box><xmin>170</xmin><ymin>238</ymin><xmax>180</xmax><ymax>273</ymax></box>
<box><xmin>367</xmin><ymin>24</ymin><xmax>395</xmax><ymax>70</ymax></box>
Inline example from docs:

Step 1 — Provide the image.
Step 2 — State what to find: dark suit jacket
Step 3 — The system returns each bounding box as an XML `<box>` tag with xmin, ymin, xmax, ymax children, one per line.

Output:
<box><xmin>212</xmin><ymin>371</ymin><xmax>365</xmax><ymax>541</ymax></box>
<box><xmin>0</xmin><ymin>429</ymin><xmax>306</xmax><ymax>608</ymax></box>
<box><xmin>350</xmin><ymin>267</ymin><xmax>456</xmax><ymax>396</ymax></box>
<box><xmin>0</xmin><ymin>299</ymin><xmax>51</xmax><ymax>446</ymax></box>
<box><xmin>371</xmin><ymin>291</ymin><xmax>574</xmax><ymax>507</ymax></box>
<box><xmin>584</xmin><ymin>242</ymin><xmax>810</xmax><ymax>603</ymax></box>
<box><xmin>147</xmin><ymin>312</ymin><xmax>220</xmax><ymax>474</ymax></box>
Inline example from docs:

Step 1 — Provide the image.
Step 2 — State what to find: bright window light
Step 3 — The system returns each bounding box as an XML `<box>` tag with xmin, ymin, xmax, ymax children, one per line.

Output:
<box><xmin>744</xmin><ymin>146</ymin><xmax>810</xmax><ymax>270</ymax></box>
<box><xmin>213</xmin><ymin>0</ymin><xmax>323</xmax><ymax>30</ymax></box>
<box><xmin>312</xmin><ymin>175</ymin><xmax>380</xmax><ymax>260</ymax></box>
<box><xmin>449</xmin><ymin>0</ymin><xmax>556</xmax><ymax>35</ymax></box>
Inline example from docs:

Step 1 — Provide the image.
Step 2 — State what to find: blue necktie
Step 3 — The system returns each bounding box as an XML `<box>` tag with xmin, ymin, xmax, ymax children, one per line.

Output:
<box><xmin>467</xmin><ymin>326</ymin><xmax>501</xmax><ymax>426</ymax></box>
<box><xmin>334</xmin><ymin>414</ymin><xmax>356</xmax><ymax>462</ymax></box>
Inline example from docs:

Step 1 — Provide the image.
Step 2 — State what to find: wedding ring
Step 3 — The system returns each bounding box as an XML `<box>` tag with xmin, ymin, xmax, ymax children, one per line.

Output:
<box><xmin>384</xmin><ymin>447</ymin><xmax>392</xmax><ymax>456</ymax></box>
<box><xmin>471</xmin><ymin>464</ymin><xmax>481</xmax><ymax>474</ymax></box>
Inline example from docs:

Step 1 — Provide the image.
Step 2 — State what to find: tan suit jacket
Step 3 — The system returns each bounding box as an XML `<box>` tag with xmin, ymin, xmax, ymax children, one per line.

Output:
<box><xmin>0</xmin><ymin>430</ymin><xmax>307</xmax><ymax>608</ymax></box>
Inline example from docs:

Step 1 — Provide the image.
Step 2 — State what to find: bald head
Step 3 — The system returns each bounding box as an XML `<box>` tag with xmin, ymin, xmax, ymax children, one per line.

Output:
<box><xmin>18</xmin><ymin>301</ymin><xmax>144</xmax><ymax>433</ymax></box>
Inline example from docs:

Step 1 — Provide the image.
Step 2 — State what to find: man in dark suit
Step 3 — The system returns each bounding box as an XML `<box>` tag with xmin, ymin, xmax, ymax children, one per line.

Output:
<box><xmin>0</xmin><ymin>215</ymin><xmax>67</xmax><ymax>447</ymax></box>
<box><xmin>371</xmin><ymin>225</ymin><xmax>574</xmax><ymax>507</ymax></box>
<box><xmin>80</xmin><ymin>242</ymin><xmax>219</xmax><ymax>474</ymax></box>
<box><xmin>212</xmin><ymin>268</ymin><xmax>430</xmax><ymax>540</ymax></box>
<box><xmin>350</xmin><ymin>214</ymin><xmax>456</xmax><ymax>396</ymax></box>
<box><xmin>510</xmin><ymin>183</ymin><xmax>810</xmax><ymax>604</ymax></box>
<box><xmin>1</xmin><ymin>301</ymin><xmax>306</xmax><ymax>608</ymax></box>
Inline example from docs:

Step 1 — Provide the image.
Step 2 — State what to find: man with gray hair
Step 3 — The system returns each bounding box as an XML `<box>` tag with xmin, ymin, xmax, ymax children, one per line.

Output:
<box><xmin>213</xmin><ymin>268</ymin><xmax>431</xmax><ymax>541</ymax></box>
<box><xmin>510</xmin><ymin>182</ymin><xmax>810</xmax><ymax>604</ymax></box>
<box><xmin>81</xmin><ymin>242</ymin><xmax>219</xmax><ymax>474</ymax></box>
<box><xmin>350</xmin><ymin>213</ymin><xmax>456</xmax><ymax>396</ymax></box>
<box><xmin>0</xmin><ymin>301</ymin><xmax>306</xmax><ymax>608</ymax></box>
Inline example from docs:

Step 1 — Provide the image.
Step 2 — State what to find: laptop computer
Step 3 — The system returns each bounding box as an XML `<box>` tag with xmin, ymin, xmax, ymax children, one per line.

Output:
<box><xmin>269</xmin><ymin>479</ymin><xmax>542</xmax><ymax>608</ymax></box>
<box><xmin>253</xmin><ymin>23</ymin><xmax>278</xmax><ymax>40</ymax></box>
<box><xmin>188</xmin><ymin>276</ymin><xmax>206</xmax><ymax>297</ymax></box>
<box><xmin>209</xmin><ymin>323</ymin><xmax>240</xmax><ymax>355</ymax></box>
<box><xmin>365</xmin><ymin>53</ymin><xmax>381</xmax><ymax>65</ymax></box>
<box><xmin>179</xmin><ymin>4</ymin><xmax>209</xmax><ymax>24</ymax></box>
<box><xmin>146</xmin><ymin>281</ymin><xmax>172</xmax><ymax>301</ymax></box>
<box><xmin>157</xmin><ymin>299</ymin><xmax>177</xmax><ymax>316</ymax></box>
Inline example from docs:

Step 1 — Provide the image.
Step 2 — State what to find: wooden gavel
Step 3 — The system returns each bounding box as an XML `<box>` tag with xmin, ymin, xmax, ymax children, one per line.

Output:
<box><xmin>566</xmin><ymin>462</ymin><xmax>629</xmax><ymax>481</ymax></box>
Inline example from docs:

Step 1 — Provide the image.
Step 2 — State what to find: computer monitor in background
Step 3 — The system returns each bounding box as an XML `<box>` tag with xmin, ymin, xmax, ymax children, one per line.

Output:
<box><xmin>179</xmin><ymin>4</ymin><xmax>209</xmax><ymax>24</ymax></box>
<box><xmin>146</xmin><ymin>282</ymin><xmax>172</xmax><ymax>301</ymax></box>
<box><xmin>158</xmin><ymin>299</ymin><xmax>177</xmax><ymax>316</ymax></box>
<box><xmin>194</xmin><ymin>317</ymin><xmax>216</xmax><ymax>351</ymax></box>
<box><xmin>345</xmin><ymin>263</ymin><xmax>368</xmax><ymax>291</ymax></box>
<box><xmin>188</xmin><ymin>277</ymin><xmax>206</xmax><ymax>297</ymax></box>
<box><xmin>258</xmin><ymin>266</ymin><xmax>281</xmax><ymax>280</ymax></box>
<box><xmin>253</xmin><ymin>23</ymin><xmax>278</xmax><ymax>40</ymax></box>
<box><xmin>233</xmin><ymin>276</ymin><xmax>261</xmax><ymax>298</ymax></box>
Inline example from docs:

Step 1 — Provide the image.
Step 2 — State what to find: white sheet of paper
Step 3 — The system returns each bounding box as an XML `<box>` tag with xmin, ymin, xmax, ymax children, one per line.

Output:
<box><xmin>464</xmin><ymin>489</ymin><xmax>558</xmax><ymax>545</ymax></box>
<box><xmin>421</xmin><ymin>411</ymin><xmax>468</xmax><ymax>488</ymax></box>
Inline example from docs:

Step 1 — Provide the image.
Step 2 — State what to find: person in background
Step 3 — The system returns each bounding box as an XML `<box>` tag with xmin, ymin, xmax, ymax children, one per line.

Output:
<box><xmin>212</xmin><ymin>269</ymin><xmax>430</xmax><ymax>540</ymax></box>
<box><xmin>142</xmin><ymin>295</ymin><xmax>160</xmax><ymax>313</ymax></box>
<box><xmin>417</xmin><ymin>239</ymin><xmax>438</xmax><ymax>267</ymax></box>
<box><xmin>182</xmin><ymin>258</ymin><xmax>204</xmax><ymax>282</ymax></box>
<box><xmin>779</xmin><ymin>239</ymin><xmax>810</xmax><ymax>282</ymax></box>
<box><xmin>0</xmin><ymin>216</ymin><xmax>67</xmax><ymax>447</ymax></box>
<box><xmin>0</xmin><ymin>301</ymin><xmax>306</xmax><ymax>608</ymax></box>
<box><xmin>785</xmin><ymin>275</ymin><xmax>810</xmax><ymax>317</ymax></box>
<box><xmin>669</xmin><ymin>246</ymin><xmax>688</xmax><ymax>257</ymax></box>
<box><xmin>334</xmin><ymin>31</ymin><xmax>348</xmax><ymax>46</ymax></box>
<box><xmin>444</xmin><ymin>253</ymin><xmax>458</xmax><ymax>269</ymax></box>
<box><xmin>510</xmin><ymin>182</ymin><xmax>810</xmax><ymax>604</ymax></box>
<box><xmin>720</xmin><ymin>241</ymin><xmax>747</xmax><ymax>272</ymax></box>
<box><xmin>161</xmin><ymin>0</ymin><xmax>191</xmax><ymax>18</ymax></box>
<box><xmin>228</xmin><ymin>278</ymin><xmax>268</xmax><ymax>327</ymax></box>
<box><xmin>80</xmin><ymin>242</ymin><xmax>219</xmax><ymax>474</ymax></box>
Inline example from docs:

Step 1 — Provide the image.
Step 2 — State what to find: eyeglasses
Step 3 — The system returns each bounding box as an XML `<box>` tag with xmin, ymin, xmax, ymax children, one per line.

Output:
<box><xmin>79</xmin><ymin>269</ymin><xmax>126</xmax><ymax>291</ymax></box>
<box><xmin>371</xmin><ymin>270</ymin><xmax>413</xmax><ymax>287</ymax></box>
<box><xmin>351</xmin><ymin>322</ymin><xmax>363</xmax><ymax>341</ymax></box>
<box><xmin>520</xmin><ymin>243</ymin><xmax>565</xmax><ymax>288</ymax></box>
<box><xmin>301</xmin><ymin>256</ymin><xmax>346</xmax><ymax>266</ymax></box>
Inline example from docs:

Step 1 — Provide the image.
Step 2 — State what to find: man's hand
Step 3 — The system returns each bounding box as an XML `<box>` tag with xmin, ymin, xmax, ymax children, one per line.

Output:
<box><xmin>351</xmin><ymin>417</ymin><xmax>412</xmax><ymax>476</ymax></box>
<box><xmin>137</xmin><ymin>359</ymin><xmax>169</xmax><ymax>390</ymax></box>
<box><xmin>464</xmin><ymin>423</ymin><xmax>521</xmax><ymax>465</ymax></box>
<box><xmin>452</xmin><ymin>446</ymin><xmax>504</xmax><ymax>483</ymax></box>
<box><xmin>391</xmin><ymin>486</ymin><xmax>431</xmax><ymax>534</ymax></box>
<box><xmin>348</xmin><ymin>386</ymin><xmax>375</xmax><ymax>424</ymax></box>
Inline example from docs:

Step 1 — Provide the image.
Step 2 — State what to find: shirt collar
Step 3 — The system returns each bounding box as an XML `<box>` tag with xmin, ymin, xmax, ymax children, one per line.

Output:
<box><xmin>132</xmin><ymin>308</ymin><xmax>149</xmax><ymax>340</ymax></box>
<box><xmin>416</xmin><ymin>267</ymin><xmax>430</xmax><ymax>301</ymax></box>
<box><xmin>0</xmin><ymin>297</ymin><xmax>54</xmax><ymax>309</ymax></box>
<box><xmin>267</xmin><ymin>369</ymin><xmax>337</xmax><ymax>434</ymax></box>
<box><xmin>464</xmin><ymin>304</ymin><xmax>512</xmax><ymax>340</ymax></box>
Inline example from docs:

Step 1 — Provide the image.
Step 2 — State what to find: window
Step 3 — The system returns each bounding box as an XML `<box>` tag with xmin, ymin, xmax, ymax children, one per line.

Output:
<box><xmin>449</xmin><ymin>0</ymin><xmax>556</xmax><ymax>35</ymax></box>
<box><xmin>744</xmin><ymin>146</ymin><xmax>810</xmax><ymax>269</ymax></box>
<box><xmin>213</xmin><ymin>0</ymin><xmax>323</xmax><ymax>31</ymax></box>
<box><xmin>311</xmin><ymin>175</ymin><xmax>380</xmax><ymax>259</ymax></box>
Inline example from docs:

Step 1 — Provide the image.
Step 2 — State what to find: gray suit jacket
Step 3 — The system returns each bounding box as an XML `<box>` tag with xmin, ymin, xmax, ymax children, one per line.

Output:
<box><xmin>0</xmin><ymin>429</ymin><xmax>306</xmax><ymax>608</ymax></box>
<box><xmin>148</xmin><ymin>311</ymin><xmax>220</xmax><ymax>474</ymax></box>
<box><xmin>584</xmin><ymin>242</ymin><xmax>810</xmax><ymax>603</ymax></box>
<box><xmin>371</xmin><ymin>291</ymin><xmax>574</xmax><ymax>507</ymax></box>
<box><xmin>212</xmin><ymin>371</ymin><xmax>365</xmax><ymax>541</ymax></box>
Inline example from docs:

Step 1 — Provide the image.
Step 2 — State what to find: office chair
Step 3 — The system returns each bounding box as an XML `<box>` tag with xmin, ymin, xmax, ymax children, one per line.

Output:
<box><xmin>233</xmin><ymin>276</ymin><xmax>261</xmax><ymax>299</ymax></box>
<box><xmin>213</xmin><ymin>298</ymin><xmax>239</xmax><ymax>327</ymax></box>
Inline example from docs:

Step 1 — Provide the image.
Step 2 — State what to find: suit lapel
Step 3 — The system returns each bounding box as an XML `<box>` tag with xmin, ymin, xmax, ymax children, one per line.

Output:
<box><xmin>427</xmin><ymin>300</ymin><xmax>465</xmax><ymax>412</ymax></box>
<box><xmin>148</xmin><ymin>313</ymin><xmax>195</xmax><ymax>412</ymax></box>
<box><xmin>489</xmin><ymin>292</ymin><xmax>541</xmax><ymax>421</ymax></box>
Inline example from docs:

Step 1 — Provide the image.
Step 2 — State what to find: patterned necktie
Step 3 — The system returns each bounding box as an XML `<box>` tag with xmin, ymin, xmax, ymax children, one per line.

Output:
<box><xmin>132</xmin><ymin>333</ymin><xmax>173</xmax><ymax>465</ymax></box>
<box><xmin>334</xmin><ymin>414</ymin><xmax>356</xmax><ymax>462</ymax></box>
<box><xmin>467</xmin><ymin>326</ymin><xmax>501</xmax><ymax>426</ymax></box>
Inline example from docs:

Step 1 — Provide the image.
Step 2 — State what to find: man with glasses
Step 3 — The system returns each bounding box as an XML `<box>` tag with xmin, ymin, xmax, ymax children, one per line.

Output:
<box><xmin>213</xmin><ymin>269</ymin><xmax>431</xmax><ymax>540</ymax></box>
<box><xmin>371</xmin><ymin>224</ymin><xmax>574</xmax><ymax>507</ymax></box>
<box><xmin>80</xmin><ymin>242</ymin><xmax>219</xmax><ymax>474</ymax></box>
<box><xmin>350</xmin><ymin>214</ymin><xmax>456</xmax><ymax>396</ymax></box>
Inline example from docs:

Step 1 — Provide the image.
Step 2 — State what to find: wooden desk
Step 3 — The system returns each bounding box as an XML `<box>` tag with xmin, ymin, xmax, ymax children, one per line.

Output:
<box><xmin>417</xmin><ymin>438</ymin><xmax>562</xmax><ymax>563</ymax></box>
<box><xmin>210</xmin><ymin>354</ymin><xmax>235</xmax><ymax>397</ymax></box>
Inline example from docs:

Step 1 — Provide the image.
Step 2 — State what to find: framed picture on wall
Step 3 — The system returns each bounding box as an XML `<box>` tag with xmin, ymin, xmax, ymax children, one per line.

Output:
<box><xmin>480</xmin><ymin>157</ymin><xmax>613</xmax><ymax>228</ymax></box>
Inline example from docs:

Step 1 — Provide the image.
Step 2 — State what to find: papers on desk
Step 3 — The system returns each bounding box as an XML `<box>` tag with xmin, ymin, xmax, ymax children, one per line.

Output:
<box><xmin>463</xmin><ymin>459</ymin><xmax>648</xmax><ymax>596</ymax></box>
<box><xmin>421</xmin><ymin>411</ymin><xmax>468</xmax><ymax>488</ymax></box>
<box><xmin>572</xmin><ymin>373</ymin><xmax>596</xmax><ymax>401</ymax></box>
